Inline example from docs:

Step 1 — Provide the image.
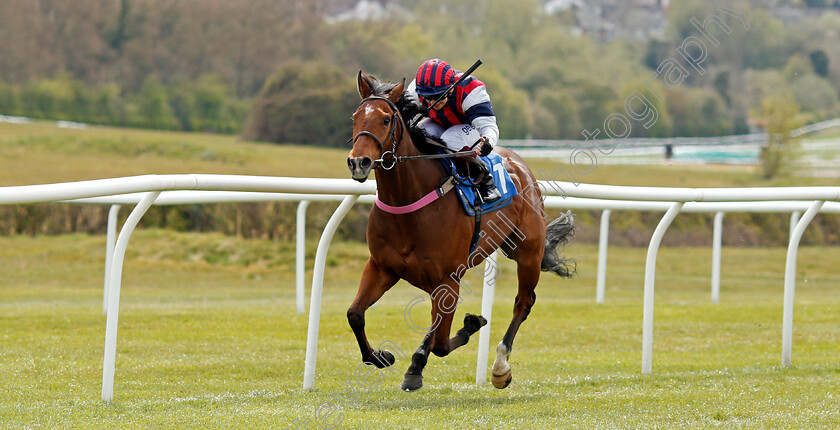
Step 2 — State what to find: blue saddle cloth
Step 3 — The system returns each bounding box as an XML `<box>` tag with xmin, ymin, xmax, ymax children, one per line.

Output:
<box><xmin>441</xmin><ymin>152</ymin><xmax>518</xmax><ymax>216</ymax></box>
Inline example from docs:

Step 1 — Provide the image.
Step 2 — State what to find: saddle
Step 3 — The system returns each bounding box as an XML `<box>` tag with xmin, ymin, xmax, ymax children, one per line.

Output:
<box><xmin>409</xmin><ymin>125</ymin><xmax>517</xmax><ymax>214</ymax></box>
<box><xmin>440</xmin><ymin>152</ymin><xmax>518</xmax><ymax>217</ymax></box>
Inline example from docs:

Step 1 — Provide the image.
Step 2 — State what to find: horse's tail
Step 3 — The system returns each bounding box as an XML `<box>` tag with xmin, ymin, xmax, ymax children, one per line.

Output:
<box><xmin>541</xmin><ymin>211</ymin><xmax>575</xmax><ymax>278</ymax></box>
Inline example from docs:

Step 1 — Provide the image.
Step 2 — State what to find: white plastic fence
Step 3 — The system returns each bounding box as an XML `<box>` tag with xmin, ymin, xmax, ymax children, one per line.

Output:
<box><xmin>80</xmin><ymin>191</ymin><xmax>840</xmax><ymax>394</ymax></box>
<box><xmin>2</xmin><ymin>174</ymin><xmax>838</xmax><ymax>400</ymax></box>
<box><xmin>84</xmin><ymin>193</ymin><xmax>840</xmax><ymax>312</ymax></box>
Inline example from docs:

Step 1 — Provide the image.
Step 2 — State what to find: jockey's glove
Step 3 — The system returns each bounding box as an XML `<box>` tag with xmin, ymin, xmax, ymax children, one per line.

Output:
<box><xmin>478</xmin><ymin>140</ymin><xmax>493</xmax><ymax>156</ymax></box>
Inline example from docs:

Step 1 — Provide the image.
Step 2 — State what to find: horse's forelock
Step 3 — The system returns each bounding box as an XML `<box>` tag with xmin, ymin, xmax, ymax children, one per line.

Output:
<box><xmin>361</xmin><ymin>74</ymin><xmax>418</xmax><ymax>119</ymax></box>
<box><xmin>369</xmin><ymin>78</ymin><xmax>398</xmax><ymax>97</ymax></box>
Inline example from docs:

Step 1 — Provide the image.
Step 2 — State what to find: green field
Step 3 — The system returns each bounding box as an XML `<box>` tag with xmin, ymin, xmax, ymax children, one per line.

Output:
<box><xmin>2</xmin><ymin>120</ymin><xmax>838</xmax><ymax>188</ymax></box>
<box><xmin>0</xmin><ymin>121</ymin><xmax>839</xmax><ymax>428</ymax></box>
<box><xmin>1</xmin><ymin>232</ymin><xmax>838</xmax><ymax>429</ymax></box>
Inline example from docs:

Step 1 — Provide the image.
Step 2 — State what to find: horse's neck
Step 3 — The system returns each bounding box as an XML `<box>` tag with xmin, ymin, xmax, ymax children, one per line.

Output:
<box><xmin>374</xmin><ymin>135</ymin><xmax>443</xmax><ymax>207</ymax></box>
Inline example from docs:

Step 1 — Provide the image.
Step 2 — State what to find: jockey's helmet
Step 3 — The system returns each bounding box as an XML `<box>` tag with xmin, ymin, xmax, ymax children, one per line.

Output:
<box><xmin>415</xmin><ymin>59</ymin><xmax>456</xmax><ymax>97</ymax></box>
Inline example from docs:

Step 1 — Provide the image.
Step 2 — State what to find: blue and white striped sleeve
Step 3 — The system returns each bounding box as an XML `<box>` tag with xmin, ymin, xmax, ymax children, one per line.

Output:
<box><xmin>462</xmin><ymin>86</ymin><xmax>499</xmax><ymax>147</ymax></box>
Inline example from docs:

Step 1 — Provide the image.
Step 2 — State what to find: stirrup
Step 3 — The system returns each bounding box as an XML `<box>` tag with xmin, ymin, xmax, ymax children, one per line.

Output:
<box><xmin>478</xmin><ymin>186</ymin><xmax>502</xmax><ymax>204</ymax></box>
<box><xmin>477</xmin><ymin>173</ymin><xmax>502</xmax><ymax>204</ymax></box>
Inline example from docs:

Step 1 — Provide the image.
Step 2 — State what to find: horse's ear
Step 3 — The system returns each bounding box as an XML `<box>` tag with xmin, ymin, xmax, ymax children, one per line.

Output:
<box><xmin>358</xmin><ymin>71</ymin><xmax>373</xmax><ymax>99</ymax></box>
<box><xmin>388</xmin><ymin>78</ymin><xmax>405</xmax><ymax>104</ymax></box>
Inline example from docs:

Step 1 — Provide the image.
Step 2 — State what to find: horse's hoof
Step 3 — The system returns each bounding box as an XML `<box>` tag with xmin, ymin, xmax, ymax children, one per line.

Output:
<box><xmin>371</xmin><ymin>350</ymin><xmax>395</xmax><ymax>368</ymax></box>
<box><xmin>464</xmin><ymin>313</ymin><xmax>488</xmax><ymax>333</ymax></box>
<box><xmin>401</xmin><ymin>374</ymin><xmax>423</xmax><ymax>392</ymax></box>
<box><xmin>491</xmin><ymin>368</ymin><xmax>512</xmax><ymax>389</ymax></box>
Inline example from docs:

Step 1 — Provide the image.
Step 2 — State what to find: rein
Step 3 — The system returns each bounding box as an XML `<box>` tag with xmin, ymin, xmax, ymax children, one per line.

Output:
<box><xmin>389</xmin><ymin>150</ymin><xmax>475</xmax><ymax>162</ymax></box>
<box><xmin>353</xmin><ymin>96</ymin><xmax>476</xmax><ymax>170</ymax></box>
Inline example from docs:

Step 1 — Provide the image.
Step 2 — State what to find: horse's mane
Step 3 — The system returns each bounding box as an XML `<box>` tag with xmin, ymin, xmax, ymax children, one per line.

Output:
<box><xmin>365</xmin><ymin>75</ymin><xmax>440</xmax><ymax>155</ymax></box>
<box><xmin>366</xmin><ymin>77</ymin><xmax>420</xmax><ymax>118</ymax></box>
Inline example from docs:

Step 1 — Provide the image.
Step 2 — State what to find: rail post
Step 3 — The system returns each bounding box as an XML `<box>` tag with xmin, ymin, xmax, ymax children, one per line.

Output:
<box><xmin>296</xmin><ymin>200</ymin><xmax>310</xmax><ymax>314</ymax></box>
<box><xmin>596</xmin><ymin>209</ymin><xmax>611</xmax><ymax>304</ymax></box>
<box><xmin>782</xmin><ymin>201</ymin><xmax>824</xmax><ymax>367</ymax></box>
<box><xmin>103</xmin><ymin>205</ymin><xmax>121</xmax><ymax>314</ymax></box>
<box><xmin>711</xmin><ymin>211</ymin><xmax>724</xmax><ymax>304</ymax></box>
<box><xmin>475</xmin><ymin>251</ymin><xmax>498</xmax><ymax>384</ymax></box>
<box><xmin>642</xmin><ymin>202</ymin><xmax>684</xmax><ymax>374</ymax></box>
<box><xmin>102</xmin><ymin>192</ymin><xmax>160</xmax><ymax>402</ymax></box>
<box><xmin>303</xmin><ymin>196</ymin><xmax>359</xmax><ymax>390</ymax></box>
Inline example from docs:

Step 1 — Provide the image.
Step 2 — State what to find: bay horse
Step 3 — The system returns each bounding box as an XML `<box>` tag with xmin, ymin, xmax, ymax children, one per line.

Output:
<box><xmin>346</xmin><ymin>72</ymin><xmax>574</xmax><ymax>391</ymax></box>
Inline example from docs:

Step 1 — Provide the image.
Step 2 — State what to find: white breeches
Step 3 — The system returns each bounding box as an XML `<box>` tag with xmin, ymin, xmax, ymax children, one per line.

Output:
<box><xmin>417</xmin><ymin>118</ymin><xmax>483</xmax><ymax>152</ymax></box>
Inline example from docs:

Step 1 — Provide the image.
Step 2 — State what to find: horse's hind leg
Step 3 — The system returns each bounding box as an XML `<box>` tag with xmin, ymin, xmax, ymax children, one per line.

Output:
<box><xmin>347</xmin><ymin>258</ymin><xmax>400</xmax><ymax>368</ymax></box>
<box><xmin>401</xmin><ymin>332</ymin><xmax>432</xmax><ymax>391</ymax></box>
<box><xmin>492</xmin><ymin>253</ymin><xmax>541</xmax><ymax>389</ymax></box>
<box><xmin>401</xmin><ymin>281</ymin><xmax>487</xmax><ymax>391</ymax></box>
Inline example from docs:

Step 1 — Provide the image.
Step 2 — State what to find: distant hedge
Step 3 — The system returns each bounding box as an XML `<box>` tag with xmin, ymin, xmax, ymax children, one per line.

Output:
<box><xmin>0</xmin><ymin>74</ymin><xmax>248</xmax><ymax>134</ymax></box>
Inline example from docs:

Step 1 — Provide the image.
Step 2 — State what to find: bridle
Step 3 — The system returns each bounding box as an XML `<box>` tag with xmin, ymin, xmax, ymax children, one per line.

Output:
<box><xmin>352</xmin><ymin>96</ymin><xmax>404</xmax><ymax>171</ymax></box>
<box><xmin>351</xmin><ymin>95</ymin><xmax>479</xmax><ymax>171</ymax></box>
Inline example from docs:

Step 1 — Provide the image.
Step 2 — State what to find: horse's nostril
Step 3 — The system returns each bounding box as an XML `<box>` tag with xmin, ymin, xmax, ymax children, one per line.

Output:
<box><xmin>360</xmin><ymin>158</ymin><xmax>372</xmax><ymax>169</ymax></box>
<box><xmin>347</xmin><ymin>158</ymin><xmax>356</xmax><ymax>169</ymax></box>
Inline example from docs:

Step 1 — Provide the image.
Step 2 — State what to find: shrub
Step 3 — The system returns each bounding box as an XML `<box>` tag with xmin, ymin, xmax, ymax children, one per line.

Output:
<box><xmin>531</xmin><ymin>89</ymin><xmax>582</xmax><ymax>139</ymax></box>
<box><xmin>753</xmin><ymin>93</ymin><xmax>802</xmax><ymax>179</ymax></box>
<box><xmin>0</xmin><ymin>82</ymin><xmax>22</xmax><ymax>116</ymax></box>
<box><xmin>20</xmin><ymin>75</ymin><xmax>76</xmax><ymax>120</ymax></box>
<box><xmin>130</xmin><ymin>76</ymin><xmax>178</xmax><ymax>130</ymax></box>
<box><xmin>666</xmin><ymin>87</ymin><xmax>732</xmax><ymax>137</ymax></box>
<box><xmin>243</xmin><ymin>61</ymin><xmax>358</xmax><ymax>146</ymax></box>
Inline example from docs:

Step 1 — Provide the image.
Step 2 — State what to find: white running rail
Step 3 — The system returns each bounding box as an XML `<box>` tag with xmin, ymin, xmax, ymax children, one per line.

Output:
<box><xmin>2</xmin><ymin>174</ymin><xmax>838</xmax><ymax>399</ymax></box>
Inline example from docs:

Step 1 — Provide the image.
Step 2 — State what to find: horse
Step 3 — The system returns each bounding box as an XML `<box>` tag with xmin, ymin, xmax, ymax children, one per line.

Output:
<box><xmin>345</xmin><ymin>71</ymin><xmax>574</xmax><ymax>391</ymax></box>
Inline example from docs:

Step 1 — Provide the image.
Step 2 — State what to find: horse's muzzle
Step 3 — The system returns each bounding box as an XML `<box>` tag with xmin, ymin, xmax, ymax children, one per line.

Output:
<box><xmin>347</xmin><ymin>156</ymin><xmax>373</xmax><ymax>182</ymax></box>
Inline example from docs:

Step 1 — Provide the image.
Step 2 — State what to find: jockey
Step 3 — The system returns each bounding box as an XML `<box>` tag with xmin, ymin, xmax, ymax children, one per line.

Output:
<box><xmin>407</xmin><ymin>59</ymin><xmax>502</xmax><ymax>204</ymax></box>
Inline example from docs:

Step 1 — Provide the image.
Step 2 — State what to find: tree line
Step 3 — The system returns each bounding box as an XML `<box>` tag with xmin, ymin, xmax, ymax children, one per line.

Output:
<box><xmin>1</xmin><ymin>0</ymin><xmax>839</xmax><ymax>144</ymax></box>
<box><xmin>0</xmin><ymin>74</ymin><xmax>248</xmax><ymax>133</ymax></box>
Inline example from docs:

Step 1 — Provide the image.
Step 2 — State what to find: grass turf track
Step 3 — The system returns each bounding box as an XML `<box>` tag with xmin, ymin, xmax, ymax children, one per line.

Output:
<box><xmin>0</xmin><ymin>232</ymin><xmax>838</xmax><ymax>429</ymax></box>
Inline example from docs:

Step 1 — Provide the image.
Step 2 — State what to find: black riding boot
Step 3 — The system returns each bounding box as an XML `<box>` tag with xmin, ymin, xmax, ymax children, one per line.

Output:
<box><xmin>468</xmin><ymin>158</ymin><xmax>502</xmax><ymax>204</ymax></box>
<box><xmin>478</xmin><ymin>169</ymin><xmax>502</xmax><ymax>204</ymax></box>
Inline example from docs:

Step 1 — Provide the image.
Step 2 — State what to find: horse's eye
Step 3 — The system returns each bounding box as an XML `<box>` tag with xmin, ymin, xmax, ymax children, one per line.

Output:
<box><xmin>383</xmin><ymin>117</ymin><xmax>391</xmax><ymax>126</ymax></box>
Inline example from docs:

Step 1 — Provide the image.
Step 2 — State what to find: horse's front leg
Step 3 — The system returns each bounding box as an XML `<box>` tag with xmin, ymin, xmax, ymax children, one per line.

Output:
<box><xmin>401</xmin><ymin>281</ymin><xmax>487</xmax><ymax>391</ymax></box>
<box><xmin>347</xmin><ymin>258</ymin><xmax>399</xmax><ymax>368</ymax></box>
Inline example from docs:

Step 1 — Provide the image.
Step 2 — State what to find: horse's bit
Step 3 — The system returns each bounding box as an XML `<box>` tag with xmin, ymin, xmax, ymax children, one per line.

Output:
<box><xmin>352</xmin><ymin>96</ymin><xmax>404</xmax><ymax>171</ymax></box>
